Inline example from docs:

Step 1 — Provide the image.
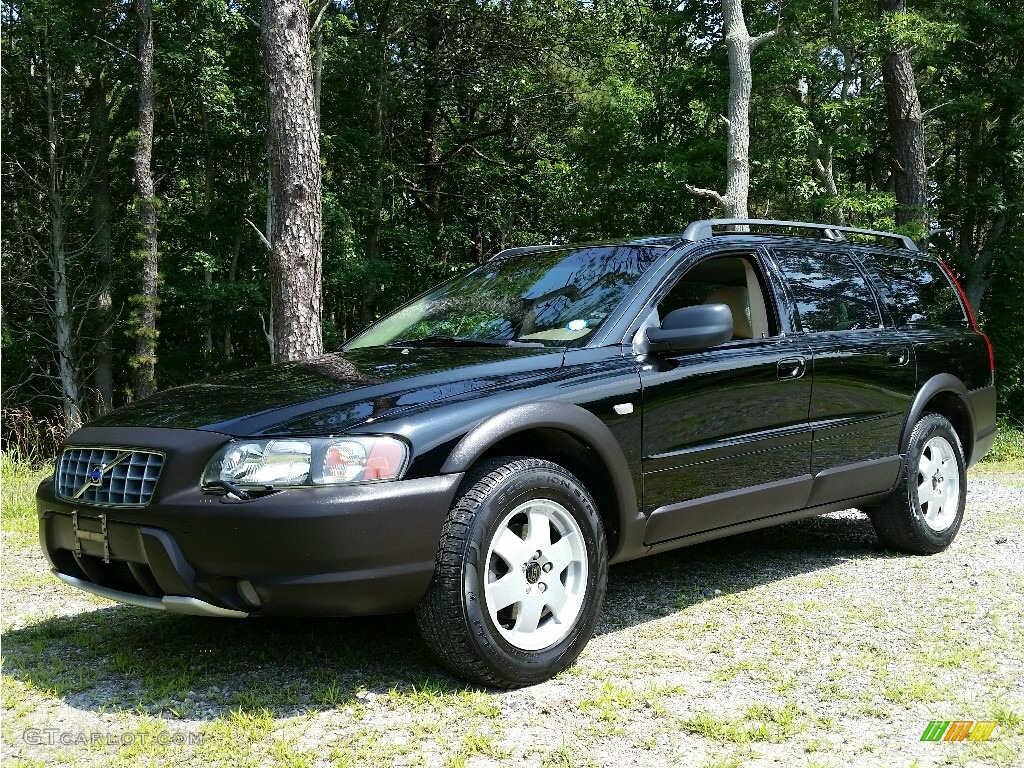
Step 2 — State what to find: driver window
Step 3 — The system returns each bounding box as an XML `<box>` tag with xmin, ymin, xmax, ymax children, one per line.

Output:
<box><xmin>658</xmin><ymin>255</ymin><xmax>776</xmax><ymax>340</ymax></box>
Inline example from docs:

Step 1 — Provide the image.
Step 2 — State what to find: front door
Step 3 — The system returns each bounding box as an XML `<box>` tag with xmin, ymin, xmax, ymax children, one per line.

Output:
<box><xmin>640</xmin><ymin>251</ymin><xmax>813</xmax><ymax>544</ymax></box>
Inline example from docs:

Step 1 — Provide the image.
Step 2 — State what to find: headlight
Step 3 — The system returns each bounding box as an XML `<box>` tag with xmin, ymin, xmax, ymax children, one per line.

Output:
<box><xmin>202</xmin><ymin>436</ymin><xmax>409</xmax><ymax>489</ymax></box>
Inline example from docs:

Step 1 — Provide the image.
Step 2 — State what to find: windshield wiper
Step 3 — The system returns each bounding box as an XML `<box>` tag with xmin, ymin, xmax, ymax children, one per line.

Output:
<box><xmin>389</xmin><ymin>335</ymin><xmax>544</xmax><ymax>348</ymax></box>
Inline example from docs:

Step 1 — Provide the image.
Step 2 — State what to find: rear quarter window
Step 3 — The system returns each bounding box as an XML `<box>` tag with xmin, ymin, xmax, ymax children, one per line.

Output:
<box><xmin>862</xmin><ymin>253</ymin><xmax>969</xmax><ymax>328</ymax></box>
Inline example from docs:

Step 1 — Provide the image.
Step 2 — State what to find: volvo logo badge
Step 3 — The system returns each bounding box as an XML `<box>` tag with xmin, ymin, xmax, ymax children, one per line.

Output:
<box><xmin>525</xmin><ymin>561</ymin><xmax>542</xmax><ymax>584</ymax></box>
<box><xmin>72</xmin><ymin>452</ymin><xmax>132</xmax><ymax>499</ymax></box>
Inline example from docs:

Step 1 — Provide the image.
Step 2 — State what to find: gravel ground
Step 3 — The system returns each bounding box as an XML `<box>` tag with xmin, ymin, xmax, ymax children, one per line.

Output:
<box><xmin>2</xmin><ymin>474</ymin><xmax>1022</xmax><ymax>768</ymax></box>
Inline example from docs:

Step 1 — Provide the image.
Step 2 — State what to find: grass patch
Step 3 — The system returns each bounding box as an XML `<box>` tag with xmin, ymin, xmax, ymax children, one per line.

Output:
<box><xmin>683</xmin><ymin>703</ymin><xmax>803</xmax><ymax>744</ymax></box>
<box><xmin>578</xmin><ymin>681</ymin><xmax>642</xmax><ymax>723</ymax></box>
<box><xmin>700</xmin><ymin>754</ymin><xmax>745</xmax><ymax>768</ymax></box>
<box><xmin>449</xmin><ymin>727</ymin><xmax>510</xmax><ymax>765</ymax></box>
<box><xmin>971</xmin><ymin>461</ymin><xmax>1024</xmax><ymax>487</ymax></box>
<box><xmin>328</xmin><ymin>728</ymin><xmax>418</xmax><ymax>768</ymax></box>
<box><xmin>880</xmin><ymin>676</ymin><xmax>946</xmax><ymax>705</ymax></box>
<box><xmin>983</xmin><ymin>419</ymin><xmax>1024</xmax><ymax>463</ymax></box>
<box><xmin>1</xmin><ymin>452</ymin><xmax>49</xmax><ymax>538</ymax></box>
<box><xmin>196</xmin><ymin>707</ymin><xmax>277</xmax><ymax>765</ymax></box>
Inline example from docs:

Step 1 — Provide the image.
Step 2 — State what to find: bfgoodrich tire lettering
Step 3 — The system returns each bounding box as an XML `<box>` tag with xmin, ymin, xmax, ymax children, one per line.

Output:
<box><xmin>869</xmin><ymin>412</ymin><xmax>967</xmax><ymax>554</ymax></box>
<box><xmin>415</xmin><ymin>457</ymin><xmax>607</xmax><ymax>688</ymax></box>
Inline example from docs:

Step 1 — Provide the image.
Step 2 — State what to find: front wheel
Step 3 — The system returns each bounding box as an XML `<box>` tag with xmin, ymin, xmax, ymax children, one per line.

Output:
<box><xmin>869</xmin><ymin>413</ymin><xmax>967</xmax><ymax>554</ymax></box>
<box><xmin>415</xmin><ymin>457</ymin><xmax>607</xmax><ymax>688</ymax></box>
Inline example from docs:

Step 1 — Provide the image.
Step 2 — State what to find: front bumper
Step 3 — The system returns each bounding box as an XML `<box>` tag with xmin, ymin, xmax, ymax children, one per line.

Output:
<box><xmin>37</xmin><ymin>427</ymin><xmax>463</xmax><ymax>617</ymax></box>
<box><xmin>51</xmin><ymin>570</ymin><xmax>249</xmax><ymax>617</ymax></box>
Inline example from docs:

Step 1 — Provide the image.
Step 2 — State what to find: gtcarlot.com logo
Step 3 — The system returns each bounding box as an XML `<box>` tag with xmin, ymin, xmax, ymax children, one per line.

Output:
<box><xmin>22</xmin><ymin>729</ymin><xmax>203</xmax><ymax>747</ymax></box>
<box><xmin>920</xmin><ymin>721</ymin><xmax>997</xmax><ymax>742</ymax></box>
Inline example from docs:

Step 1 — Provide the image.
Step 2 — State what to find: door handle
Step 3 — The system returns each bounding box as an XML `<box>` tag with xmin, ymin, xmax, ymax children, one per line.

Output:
<box><xmin>777</xmin><ymin>356</ymin><xmax>806</xmax><ymax>381</ymax></box>
<box><xmin>887</xmin><ymin>347</ymin><xmax>910</xmax><ymax>367</ymax></box>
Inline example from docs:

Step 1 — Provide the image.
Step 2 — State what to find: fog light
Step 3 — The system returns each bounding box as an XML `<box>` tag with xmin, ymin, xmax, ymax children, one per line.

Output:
<box><xmin>237</xmin><ymin>579</ymin><xmax>261</xmax><ymax>608</ymax></box>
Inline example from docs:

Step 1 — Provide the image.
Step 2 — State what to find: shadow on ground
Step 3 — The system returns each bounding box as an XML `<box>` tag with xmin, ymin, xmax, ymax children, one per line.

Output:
<box><xmin>2</xmin><ymin>512</ymin><xmax>886</xmax><ymax>719</ymax></box>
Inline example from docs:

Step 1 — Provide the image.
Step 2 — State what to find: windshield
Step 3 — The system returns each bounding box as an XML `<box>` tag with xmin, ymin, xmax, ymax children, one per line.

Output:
<box><xmin>346</xmin><ymin>245</ymin><xmax>664</xmax><ymax>349</ymax></box>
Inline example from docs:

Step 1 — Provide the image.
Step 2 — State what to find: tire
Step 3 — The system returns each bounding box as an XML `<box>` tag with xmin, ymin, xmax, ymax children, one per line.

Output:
<box><xmin>869</xmin><ymin>413</ymin><xmax>967</xmax><ymax>554</ymax></box>
<box><xmin>415</xmin><ymin>457</ymin><xmax>607</xmax><ymax>688</ymax></box>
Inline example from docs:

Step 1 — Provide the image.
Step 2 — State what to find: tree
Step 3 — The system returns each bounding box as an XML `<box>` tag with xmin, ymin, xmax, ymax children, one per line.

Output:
<box><xmin>687</xmin><ymin>0</ymin><xmax>779</xmax><ymax>218</ymax></box>
<box><xmin>3</xmin><ymin>0</ymin><xmax>1023</xmax><ymax>438</ymax></box>
<box><xmin>927</xmin><ymin>0</ymin><xmax>1024</xmax><ymax>314</ymax></box>
<box><xmin>43</xmin><ymin>27</ymin><xmax>83</xmax><ymax>431</ymax></box>
<box><xmin>87</xmin><ymin>67</ymin><xmax>114</xmax><ymax>413</ymax></box>
<box><xmin>879</xmin><ymin>0</ymin><xmax>927</xmax><ymax>244</ymax></box>
<box><xmin>259</xmin><ymin>0</ymin><xmax>323</xmax><ymax>361</ymax></box>
<box><xmin>1</xmin><ymin>3</ymin><xmax>109</xmax><ymax>433</ymax></box>
<box><xmin>132</xmin><ymin>0</ymin><xmax>159</xmax><ymax>398</ymax></box>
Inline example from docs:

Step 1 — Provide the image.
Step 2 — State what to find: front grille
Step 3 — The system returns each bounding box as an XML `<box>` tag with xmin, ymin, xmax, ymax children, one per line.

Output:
<box><xmin>56</xmin><ymin>447</ymin><xmax>164</xmax><ymax>507</ymax></box>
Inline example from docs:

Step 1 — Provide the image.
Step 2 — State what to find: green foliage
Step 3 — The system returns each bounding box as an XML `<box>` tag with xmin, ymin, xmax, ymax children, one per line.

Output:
<box><xmin>2</xmin><ymin>0</ymin><xmax>1022</xmax><ymax>432</ymax></box>
<box><xmin>984</xmin><ymin>419</ymin><xmax>1024</xmax><ymax>463</ymax></box>
<box><xmin>1</xmin><ymin>452</ymin><xmax>50</xmax><ymax>538</ymax></box>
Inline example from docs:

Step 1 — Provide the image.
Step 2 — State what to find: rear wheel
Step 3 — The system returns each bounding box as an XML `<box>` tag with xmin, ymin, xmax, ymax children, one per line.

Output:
<box><xmin>869</xmin><ymin>413</ymin><xmax>966</xmax><ymax>554</ymax></box>
<box><xmin>415</xmin><ymin>457</ymin><xmax>607</xmax><ymax>688</ymax></box>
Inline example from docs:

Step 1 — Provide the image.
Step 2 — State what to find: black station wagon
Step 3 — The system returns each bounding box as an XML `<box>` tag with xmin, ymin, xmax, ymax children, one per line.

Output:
<box><xmin>37</xmin><ymin>219</ymin><xmax>997</xmax><ymax>687</ymax></box>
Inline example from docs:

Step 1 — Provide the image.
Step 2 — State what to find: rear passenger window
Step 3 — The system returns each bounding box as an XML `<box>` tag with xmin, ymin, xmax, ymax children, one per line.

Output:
<box><xmin>774</xmin><ymin>250</ymin><xmax>881</xmax><ymax>333</ymax></box>
<box><xmin>863</xmin><ymin>253</ymin><xmax>969</xmax><ymax>328</ymax></box>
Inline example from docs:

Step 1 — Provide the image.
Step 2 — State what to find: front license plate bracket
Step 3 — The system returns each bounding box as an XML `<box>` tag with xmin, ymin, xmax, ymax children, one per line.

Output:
<box><xmin>72</xmin><ymin>510</ymin><xmax>109</xmax><ymax>563</ymax></box>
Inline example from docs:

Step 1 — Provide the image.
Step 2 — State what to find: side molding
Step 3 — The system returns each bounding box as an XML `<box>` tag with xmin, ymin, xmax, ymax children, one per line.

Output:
<box><xmin>440</xmin><ymin>401</ymin><xmax>643</xmax><ymax>562</ymax></box>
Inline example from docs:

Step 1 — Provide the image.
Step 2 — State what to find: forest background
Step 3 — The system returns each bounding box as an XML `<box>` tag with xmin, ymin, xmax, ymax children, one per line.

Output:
<box><xmin>2</xmin><ymin>0</ymin><xmax>1022</xmax><ymax>455</ymax></box>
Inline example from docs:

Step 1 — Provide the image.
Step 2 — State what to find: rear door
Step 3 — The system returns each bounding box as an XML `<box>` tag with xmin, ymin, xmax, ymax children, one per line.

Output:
<box><xmin>639</xmin><ymin>249</ymin><xmax>814</xmax><ymax>544</ymax></box>
<box><xmin>771</xmin><ymin>248</ymin><xmax>916</xmax><ymax>504</ymax></box>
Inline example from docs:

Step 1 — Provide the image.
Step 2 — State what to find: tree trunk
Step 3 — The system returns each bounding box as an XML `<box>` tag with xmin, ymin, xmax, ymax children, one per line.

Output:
<box><xmin>260</xmin><ymin>0</ymin><xmax>323</xmax><ymax>362</ymax></box>
<box><xmin>721</xmin><ymin>0</ymin><xmax>754</xmax><ymax>219</ymax></box>
<box><xmin>962</xmin><ymin>212</ymin><xmax>1005</xmax><ymax>317</ymax></box>
<box><xmin>199</xmin><ymin>93</ymin><xmax>215</xmax><ymax>362</ymax></box>
<box><xmin>263</xmin><ymin>169</ymin><xmax>277</xmax><ymax>363</ymax></box>
<box><xmin>421</xmin><ymin>8</ymin><xmax>445</xmax><ymax>258</ymax></box>
<box><xmin>880</xmin><ymin>0</ymin><xmax>927</xmax><ymax>245</ymax></box>
<box><xmin>45</xmin><ymin>55</ymin><xmax>83</xmax><ymax>433</ymax></box>
<box><xmin>809</xmin><ymin>141</ymin><xmax>847</xmax><ymax>225</ymax></box>
<box><xmin>88</xmin><ymin>69</ymin><xmax>114</xmax><ymax>414</ymax></box>
<box><xmin>133</xmin><ymin>0</ymin><xmax>159</xmax><ymax>399</ymax></box>
<box><xmin>314</xmin><ymin>22</ymin><xmax>323</xmax><ymax>134</ymax></box>
<box><xmin>686</xmin><ymin>0</ymin><xmax>777</xmax><ymax>218</ymax></box>
<box><xmin>222</xmin><ymin>225</ymin><xmax>242</xmax><ymax>356</ymax></box>
<box><xmin>470</xmin><ymin>223</ymin><xmax>484</xmax><ymax>263</ymax></box>
<box><xmin>361</xmin><ymin>4</ymin><xmax>392</xmax><ymax>326</ymax></box>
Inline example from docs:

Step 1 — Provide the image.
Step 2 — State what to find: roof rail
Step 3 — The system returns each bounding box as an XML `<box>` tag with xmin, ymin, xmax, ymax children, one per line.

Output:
<box><xmin>681</xmin><ymin>219</ymin><xmax>918</xmax><ymax>252</ymax></box>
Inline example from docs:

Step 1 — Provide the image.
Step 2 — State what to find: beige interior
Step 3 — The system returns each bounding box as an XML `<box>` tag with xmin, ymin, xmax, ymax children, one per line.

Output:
<box><xmin>744</xmin><ymin>262</ymin><xmax>771</xmax><ymax>339</ymax></box>
<box><xmin>704</xmin><ymin>286</ymin><xmax>753</xmax><ymax>339</ymax></box>
<box><xmin>699</xmin><ymin>262</ymin><xmax>771</xmax><ymax>340</ymax></box>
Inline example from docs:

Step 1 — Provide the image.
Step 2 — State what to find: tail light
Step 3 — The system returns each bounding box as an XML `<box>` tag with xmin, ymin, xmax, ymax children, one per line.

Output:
<box><xmin>938</xmin><ymin>259</ymin><xmax>995</xmax><ymax>373</ymax></box>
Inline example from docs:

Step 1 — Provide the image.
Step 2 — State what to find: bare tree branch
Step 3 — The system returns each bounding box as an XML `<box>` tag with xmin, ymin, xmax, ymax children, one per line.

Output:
<box><xmin>685</xmin><ymin>184</ymin><xmax>726</xmax><ymax>209</ymax></box>
<box><xmin>92</xmin><ymin>34</ymin><xmax>139</xmax><ymax>62</ymax></box>
<box><xmin>922</xmin><ymin>101</ymin><xmax>953</xmax><ymax>118</ymax></box>
<box><xmin>749</xmin><ymin>25</ymin><xmax>778</xmax><ymax>51</ymax></box>
<box><xmin>244</xmin><ymin>216</ymin><xmax>273</xmax><ymax>251</ymax></box>
<box><xmin>311</xmin><ymin>0</ymin><xmax>330</xmax><ymax>33</ymax></box>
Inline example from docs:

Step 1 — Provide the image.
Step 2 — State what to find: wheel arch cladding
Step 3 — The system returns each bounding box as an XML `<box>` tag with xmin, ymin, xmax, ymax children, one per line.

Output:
<box><xmin>902</xmin><ymin>374</ymin><xmax>974</xmax><ymax>464</ymax></box>
<box><xmin>439</xmin><ymin>402</ymin><xmax>638</xmax><ymax>560</ymax></box>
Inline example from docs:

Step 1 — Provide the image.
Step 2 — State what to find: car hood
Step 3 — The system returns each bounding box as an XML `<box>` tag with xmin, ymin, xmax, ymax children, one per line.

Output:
<box><xmin>87</xmin><ymin>346</ymin><xmax>563</xmax><ymax>436</ymax></box>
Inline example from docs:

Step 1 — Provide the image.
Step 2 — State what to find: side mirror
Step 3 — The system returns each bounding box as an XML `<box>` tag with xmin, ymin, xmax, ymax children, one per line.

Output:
<box><xmin>645</xmin><ymin>304</ymin><xmax>734</xmax><ymax>353</ymax></box>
